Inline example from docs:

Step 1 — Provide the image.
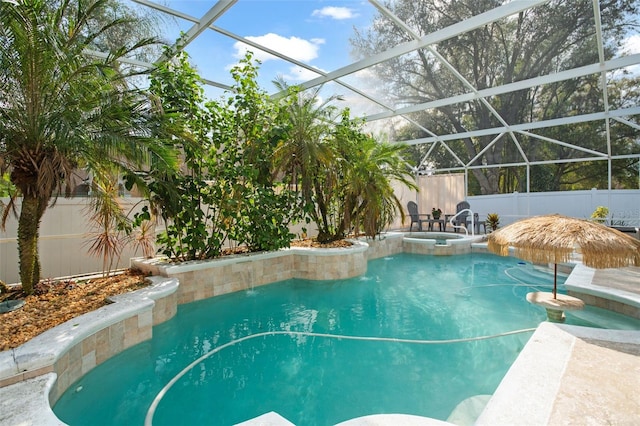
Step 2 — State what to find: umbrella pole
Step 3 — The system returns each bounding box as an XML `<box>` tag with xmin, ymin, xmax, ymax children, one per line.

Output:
<box><xmin>553</xmin><ymin>263</ymin><xmax>557</xmax><ymax>299</ymax></box>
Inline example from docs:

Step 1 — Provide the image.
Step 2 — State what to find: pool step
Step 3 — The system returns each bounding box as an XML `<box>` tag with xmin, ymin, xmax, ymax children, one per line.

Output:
<box><xmin>235</xmin><ymin>411</ymin><xmax>295</xmax><ymax>426</ymax></box>
<box><xmin>446</xmin><ymin>394</ymin><xmax>492</xmax><ymax>426</ymax></box>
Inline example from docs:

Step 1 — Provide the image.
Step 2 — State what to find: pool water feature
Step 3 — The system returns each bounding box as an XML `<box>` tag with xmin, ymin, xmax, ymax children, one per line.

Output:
<box><xmin>53</xmin><ymin>253</ymin><xmax>640</xmax><ymax>425</ymax></box>
<box><xmin>404</xmin><ymin>232</ymin><xmax>466</xmax><ymax>242</ymax></box>
<box><xmin>402</xmin><ymin>232</ymin><xmax>482</xmax><ymax>256</ymax></box>
<box><xmin>435</xmin><ymin>235</ymin><xmax>460</xmax><ymax>245</ymax></box>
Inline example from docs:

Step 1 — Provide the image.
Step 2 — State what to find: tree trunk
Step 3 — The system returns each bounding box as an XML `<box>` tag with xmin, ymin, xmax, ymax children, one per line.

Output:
<box><xmin>17</xmin><ymin>194</ymin><xmax>43</xmax><ymax>295</ymax></box>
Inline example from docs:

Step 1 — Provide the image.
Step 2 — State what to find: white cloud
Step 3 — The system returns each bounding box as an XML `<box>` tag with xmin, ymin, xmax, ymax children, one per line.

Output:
<box><xmin>618</xmin><ymin>34</ymin><xmax>640</xmax><ymax>76</ymax></box>
<box><xmin>312</xmin><ymin>6</ymin><xmax>358</xmax><ymax>20</ymax></box>
<box><xmin>233</xmin><ymin>33</ymin><xmax>325</xmax><ymax>63</ymax></box>
<box><xmin>620</xmin><ymin>34</ymin><xmax>640</xmax><ymax>55</ymax></box>
<box><xmin>281</xmin><ymin>65</ymin><xmax>325</xmax><ymax>82</ymax></box>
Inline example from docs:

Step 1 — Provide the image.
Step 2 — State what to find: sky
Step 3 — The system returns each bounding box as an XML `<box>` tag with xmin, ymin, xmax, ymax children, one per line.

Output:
<box><xmin>128</xmin><ymin>0</ymin><xmax>640</xmax><ymax>130</ymax></box>
<box><xmin>138</xmin><ymin>0</ymin><xmax>380</xmax><ymax>106</ymax></box>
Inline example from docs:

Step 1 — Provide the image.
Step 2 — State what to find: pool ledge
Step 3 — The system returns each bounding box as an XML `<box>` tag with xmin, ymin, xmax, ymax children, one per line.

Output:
<box><xmin>565</xmin><ymin>263</ymin><xmax>640</xmax><ymax>319</ymax></box>
<box><xmin>0</xmin><ymin>373</ymin><xmax>62</xmax><ymax>426</ymax></box>
<box><xmin>0</xmin><ymin>277</ymin><xmax>178</xmax><ymax>400</ymax></box>
<box><xmin>476</xmin><ymin>322</ymin><xmax>640</xmax><ymax>425</ymax></box>
<box><xmin>134</xmin><ymin>239</ymin><xmax>369</xmax><ymax>275</ymax></box>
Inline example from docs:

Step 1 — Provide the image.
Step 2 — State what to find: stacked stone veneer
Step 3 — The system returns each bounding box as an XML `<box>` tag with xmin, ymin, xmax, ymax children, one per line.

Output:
<box><xmin>132</xmin><ymin>240</ymin><xmax>370</xmax><ymax>305</ymax></box>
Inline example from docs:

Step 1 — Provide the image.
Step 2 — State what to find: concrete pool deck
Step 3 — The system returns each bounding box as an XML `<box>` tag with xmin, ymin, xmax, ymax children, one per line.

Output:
<box><xmin>477</xmin><ymin>263</ymin><xmax>640</xmax><ymax>426</ymax></box>
<box><xmin>1</xmin><ymin>242</ymin><xmax>639</xmax><ymax>425</ymax></box>
<box><xmin>476</xmin><ymin>322</ymin><xmax>640</xmax><ymax>425</ymax></box>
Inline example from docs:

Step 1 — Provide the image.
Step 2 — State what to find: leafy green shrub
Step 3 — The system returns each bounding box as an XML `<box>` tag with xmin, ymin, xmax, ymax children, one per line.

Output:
<box><xmin>141</xmin><ymin>50</ymin><xmax>296</xmax><ymax>260</ymax></box>
<box><xmin>487</xmin><ymin>213</ymin><xmax>500</xmax><ymax>231</ymax></box>
<box><xmin>590</xmin><ymin>206</ymin><xmax>609</xmax><ymax>224</ymax></box>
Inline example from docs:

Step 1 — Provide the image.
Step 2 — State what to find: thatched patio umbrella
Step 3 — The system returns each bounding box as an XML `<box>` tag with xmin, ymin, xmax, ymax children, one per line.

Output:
<box><xmin>487</xmin><ymin>214</ymin><xmax>640</xmax><ymax>299</ymax></box>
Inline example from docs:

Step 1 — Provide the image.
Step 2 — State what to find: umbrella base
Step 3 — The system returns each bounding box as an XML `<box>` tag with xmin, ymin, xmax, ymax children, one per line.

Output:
<box><xmin>526</xmin><ymin>292</ymin><xmax>585</xmax><ymax>323</ymax></box>
<box><xmin>545</xmin><ymin>308</ymin><xmax>565</xmax><ymax>323</ymax></box>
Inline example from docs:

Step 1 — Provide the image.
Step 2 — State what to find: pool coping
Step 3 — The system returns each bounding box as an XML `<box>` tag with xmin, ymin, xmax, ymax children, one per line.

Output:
<box><xmin>1</xmin><ymin>236</ymin><xmax>639</xmax><ymax>425</ymax></box>
<box><xmin>0</xmin><ymin>277</ymin><xmax>178</xmax><ymax>376</ymax></box>
<box><xmin>565</xmin><ymin>263</ymin><xmax>640</xmax><ymax>319</ymax></box>
<box><xmin>475</xmin><ymin>322</ymin><xmax>640</xmax><ymax>425</ymax></box>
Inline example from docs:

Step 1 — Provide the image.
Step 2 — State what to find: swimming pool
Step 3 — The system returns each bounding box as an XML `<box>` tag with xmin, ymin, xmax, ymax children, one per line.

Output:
<box><xmin>53</xmin><ymin>253</ymin><xmax>640</xmax><ymax>425</ymax></box>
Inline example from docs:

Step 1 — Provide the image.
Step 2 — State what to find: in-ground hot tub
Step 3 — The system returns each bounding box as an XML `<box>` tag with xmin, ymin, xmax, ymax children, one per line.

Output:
<box><xmin>403</xmin><ymin>232</ymin><xmax>484</xmax><ymax>255</ymax></box>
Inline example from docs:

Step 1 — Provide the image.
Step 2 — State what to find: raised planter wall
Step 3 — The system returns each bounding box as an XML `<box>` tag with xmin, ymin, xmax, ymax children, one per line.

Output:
<box><xmin>132</xmin><ymin>240</ymin><xmax>370</xmax><ymax>304</ymax></box>
<box><xmin>0</xmin><ymin>277</ymin><xmax>179</xmax><ymax>403</ymax></box>
<box><xmin>134</xmin><ymin>251</ymin><xmax>296</xmax><ymax>305</ymax></box>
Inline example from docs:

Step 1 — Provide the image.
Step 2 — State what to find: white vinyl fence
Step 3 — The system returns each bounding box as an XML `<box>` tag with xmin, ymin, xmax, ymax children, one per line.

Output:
<box><xmin>2</xmin><ymin>188</ymin><xmax>639</xmax><ymax>284</ymax></box>
<box><xmin>467</xmin><ymin>189</ymin><xmax>640</xmax><ymax>227</ymax></box>
<box><xmin>0</xmin><ymin>198</ymin><xmax>147</xmax><ymax>285</ymax></box>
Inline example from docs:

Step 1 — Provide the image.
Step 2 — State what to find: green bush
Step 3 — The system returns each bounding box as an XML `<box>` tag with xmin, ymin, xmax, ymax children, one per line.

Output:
<box><xmin>590</xmin><ymin>206</ymin><xmax>609</xmax><ymax>224</ymax></box>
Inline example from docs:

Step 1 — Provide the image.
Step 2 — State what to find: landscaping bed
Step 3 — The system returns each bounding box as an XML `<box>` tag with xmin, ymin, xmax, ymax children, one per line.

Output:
<box><xmin>0</xmin><ymin>239</ymin><xmax>351</xmax><ymax>351</ymax></box>
<box><xmin>0</xmin><ymin>270</ymin><xmax>150</xmax><ymax>351</ymax></box>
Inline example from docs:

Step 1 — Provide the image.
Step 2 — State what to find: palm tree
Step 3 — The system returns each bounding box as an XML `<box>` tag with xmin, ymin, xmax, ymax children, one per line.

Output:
<box><xmin>332</xmin><ymin>114</ymin><xmax>417</xmax><ymax>238</ymax></box>
<box><xmin>0</xmin><ymin>0</ymin><xmax>176</xmax><ymax>294</ymax></box>
<box><xmin>272</xmin><ymin>78</ymin><xmax>343</xmax><ymax>242</ymax></box>
<box><xmin>357</xmin><ymin>141</ymin><xmax>417</xmax><ymax>237</ymax></box>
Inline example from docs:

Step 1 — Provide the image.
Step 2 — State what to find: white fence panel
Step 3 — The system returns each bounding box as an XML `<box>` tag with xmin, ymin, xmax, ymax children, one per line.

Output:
<box><xmin>468</xmin><ymin>189</ymin><xmax>640</xmax><ymax>227</ymax></box>
<box><xmin>2</xmin><ymin>188</ymin><xmax>639</xmax><ymax>284</ymax></box>
<box><xmin>1</xmin><ymin>198</ymin><xmax>146</xmax><ymax>285</ymax></box>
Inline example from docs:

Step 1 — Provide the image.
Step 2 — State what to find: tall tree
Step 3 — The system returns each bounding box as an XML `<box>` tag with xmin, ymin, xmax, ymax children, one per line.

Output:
<box><xmin>272</xmin><ymin>78</ymin><xmax>342</xmax><ymax>242</ymax></box>
<box><xmin>273</xmin><ymin>81</ymin><xmax>416</xmax><ymax>241</ymax></box>
<box><xmin>351</xmin><ymin>0</ymin><xmax>639</xmax><ymax>194</ymax></box>
<box><xmin>0</xmin><ymin>0</ymin><xmax>176</xmax><ymax>294</ymax></box>
<box><xmin>147</xmin><ymin>51</ymin><xmax>296</xmax><ymax>260</ymax></box>
<box><xmin>332</xmin><ymin>112</ymin><xmax>417</xmax><ymax>238</ymax></box>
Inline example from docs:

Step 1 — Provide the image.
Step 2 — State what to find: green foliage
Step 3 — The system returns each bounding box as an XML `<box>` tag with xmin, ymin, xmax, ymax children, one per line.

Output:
<box><xmin>146</xmin><ymin>51</ymin><xmax>296</xmax><ymax>260</ymax></box>
<box><xmin>486</xmin><ymin>213</ymin><xmax>500</xmax><ymax>231</ymax></box>
<box><xmin>0</xmin><ymin>0</ymin><xmax>175</xmax><ymax>293</ymax></box>
<box><xmin>590</xmin><ymin>206</ymin><xmax>609</xmax><ymax>224</ymax></box>
<box><xmin>332</xmin><ymin>113</ymin><xmax>417</xmax><ymax>238</ymax></box>
<box><xmin>0</xmin><ymin>173</ymin><xmax>14</xmax><ymax>198</ymax></box>
<box><xmin>273</xmin><ymin>95</ymin><xmax>417</xmax><ymax>241</ymax></box>
<box><xmin>85</xmin><ymin>173</ymin><xmax>129</xmax><ymax>277</ymax></box>
<box><xmin>147</xmin><ymin>54</ymin><xmax>415</xmax><ymax>252</ymax></box>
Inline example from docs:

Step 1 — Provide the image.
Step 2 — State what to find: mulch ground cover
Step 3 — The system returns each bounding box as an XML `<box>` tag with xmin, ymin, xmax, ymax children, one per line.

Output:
<box><xmin>0</xmin><ymin>238</ymin><xmax>352</xmax><ymax>351</ymax></box>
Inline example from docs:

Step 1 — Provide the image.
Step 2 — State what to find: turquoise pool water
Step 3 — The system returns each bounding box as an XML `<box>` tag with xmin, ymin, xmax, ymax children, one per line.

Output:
<box><xmin>53</xmin><ymin>253</ymin><xmax>640</xmax><ymax>425</ymax></box>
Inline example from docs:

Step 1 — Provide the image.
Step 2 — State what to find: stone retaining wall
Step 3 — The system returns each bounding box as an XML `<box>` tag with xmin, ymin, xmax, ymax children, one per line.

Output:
<box><xmin>0</xmin><ymin>277</ymin><xmax>179</xmax><ymax>403</ymax></box>
<box><xmin>132</xmin><ymin>240</ymin><xmax>369</xmax><ymax>304</ymax></box>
